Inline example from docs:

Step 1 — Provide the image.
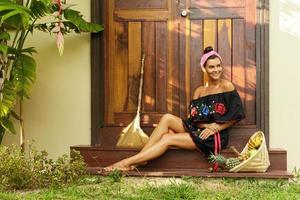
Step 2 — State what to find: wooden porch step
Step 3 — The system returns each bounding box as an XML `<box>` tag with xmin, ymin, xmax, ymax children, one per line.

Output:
<box><xmin>89</xmin><ymin>167</ymin><xmax>292</xmax><ymax>179</ymax></box>
<box><xmin>71</xmin><ymin>146</ymin><xmax>289</xmax><ymax>175</ymax></box>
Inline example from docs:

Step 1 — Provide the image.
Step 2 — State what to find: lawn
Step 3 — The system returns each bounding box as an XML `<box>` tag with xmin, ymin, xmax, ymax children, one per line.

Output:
<box><xmin>1</xmin><ymin>175</ymin><xmax>299</xmax><ymax>200</ymax></box>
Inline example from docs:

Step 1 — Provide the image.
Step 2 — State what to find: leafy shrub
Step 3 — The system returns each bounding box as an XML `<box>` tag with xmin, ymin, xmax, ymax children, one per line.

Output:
<box><xmin>292</xmin><ymin>167</ymin><xmax>300</xmax><ymax>183</ymax></box>
<box><xmin>107</xmin><ymin>169</ymin><xmax>123</xmax><ymax>183</ymax></box>
<box><xmin>0</xmin><ymin>145</ymin><xmax>32</xmax><ymax>190</ymax></box>
<box><xmin>0</xmin><ymin>144</ymin><xmax>87</xmax><ymax>191</ymax></box>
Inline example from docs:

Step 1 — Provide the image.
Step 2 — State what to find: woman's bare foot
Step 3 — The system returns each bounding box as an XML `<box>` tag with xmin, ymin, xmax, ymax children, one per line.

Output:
<box><xmin>133</xmin><ymin>161</ymin><xmax>148</xmax><ymax>168</ymax></box>
<box><xmin>103</xmin><ymin>161</ymin><xmax>134</xmax><ymax>172</ymax></box>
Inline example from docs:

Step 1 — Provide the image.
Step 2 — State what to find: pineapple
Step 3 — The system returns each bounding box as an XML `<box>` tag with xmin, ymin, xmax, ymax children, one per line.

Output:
<box><xmin>208</xmin><ymin>154</ymin><xmax>226</xmax><ymax>166</ymax></box>
<box><xmin>225</xmin><ymin>157</ymin><xmax>242</xmax><ymax>169</ymax></box>
<box><xmin>208</xmin><ymin>154</ymin><xmax>242</xmax><ymax>170</ymax></box>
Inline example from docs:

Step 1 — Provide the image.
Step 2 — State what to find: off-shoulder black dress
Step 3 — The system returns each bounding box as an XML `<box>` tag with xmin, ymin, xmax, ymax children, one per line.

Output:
<box><xmin>182</xmin><ymin>89</ymin><xmax>245</xmax><ymax>157</ymax></box>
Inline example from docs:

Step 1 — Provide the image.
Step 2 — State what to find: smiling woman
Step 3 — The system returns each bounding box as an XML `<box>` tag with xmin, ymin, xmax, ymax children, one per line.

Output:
<box><xmin>182</xmin><ymin>46</ymin><xmax>245</xmax><ymax>158</ymax></box>
<box><xmin>103</xmin><ymin>46</ymin><xmax>245</xmax><ymax>172</ymax></box>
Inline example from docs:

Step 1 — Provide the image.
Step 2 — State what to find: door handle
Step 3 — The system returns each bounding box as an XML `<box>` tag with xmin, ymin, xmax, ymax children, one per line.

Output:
<box><xmin>181</xmin><ymin>10</ymin><xmax>188</xmax><ymax>17</ymax></box>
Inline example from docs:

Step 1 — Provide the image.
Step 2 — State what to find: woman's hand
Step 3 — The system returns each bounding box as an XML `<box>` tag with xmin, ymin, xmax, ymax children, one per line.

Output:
<box><xmin>199</xmin><ymin>123</ymin><xmax>220</xmax><ymax>140</ymax></box>
<box><xmin>207</xmin><ymin>122</ymin><xmax>220</xmax><ymax>133</ymax></box>
<box><xmin>199</xmin><ymin>128</ymin><xmax>215</xmax><ymax>140</ymax></box>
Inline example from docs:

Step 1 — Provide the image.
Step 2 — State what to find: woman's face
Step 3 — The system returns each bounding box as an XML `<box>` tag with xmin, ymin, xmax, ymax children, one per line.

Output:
<box><xmin>204</xmin><ymin>57</ymin><xmax>222</xmax><ymax>80</ymax></box>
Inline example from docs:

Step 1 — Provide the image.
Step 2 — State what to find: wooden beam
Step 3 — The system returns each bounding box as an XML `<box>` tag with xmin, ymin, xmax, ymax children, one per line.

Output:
<box><xmin>191</xmin><ymin>0</ymin><xmax>246</xmax><ymax>8</ymax></box>
<box><xmin>115</xmin><ymin>0</ymin><xmax>168</xmax><ymax>9</ymax></box>
<box><xmin>256</xmin><ymin>0</ymin><xmax>269</xmax><ymax>146</ymax></box>
<box><xmin>127</xmin><ymin>22</ymin><xmax>142</xmax><ymax>111</ymax></box>
<box><xmin>91</xmin><ymin>0</ymin><xmax>104</xmax><ymax>145</ymax></box>
<box><xmin>203</xmin><ymin>19</ymin><xmax>217</xmax><ymax>84</ymax></box>
<box><xmin>190</xmin><ymin>7</ymin><xmax>245</xmax><ymax>19</ymax></box>
<box><xmin>114</xmin><ymin>10</ymin><xmax>169</xmax><ymax>21</ymax></box>
<box><xmin>218</xmin><ymin>19</ymin><xmax>232</xmax><ymax>81</ymax></box>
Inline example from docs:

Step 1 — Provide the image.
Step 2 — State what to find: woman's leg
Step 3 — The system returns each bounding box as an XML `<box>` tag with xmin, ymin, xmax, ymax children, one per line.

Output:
<box><xmin>104</xmin><ymin>133</ymin><xmax>196</xmax><ymax>171</ymax></box>
<box><xmin>141</xmin><ymin>114</ymin><xmax>186</xmax><ymax>152</ymax></box>
<box><xmin>133</xmin><ymin>114</ymin><xmax>185</xmax><ymax>166</ymax></box>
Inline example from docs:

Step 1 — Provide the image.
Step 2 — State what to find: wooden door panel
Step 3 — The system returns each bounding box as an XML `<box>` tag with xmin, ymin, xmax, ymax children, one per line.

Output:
<box><xmin>115</xmin><ymin>0</ymin><xmax>168</xmax><ymax>9</ymax></box>
<box><xmin>203</xmin><ymin>20</ymin><xmax>217</xmax><ymax>52</ymax></box>
<box><xmin>114</xmin><ymin>10</ymin><xmax>169</xmax><ymax>21</ymax></box>
<box><xmin>186</xmin><ymin>0</ymin><xmax>257</xmax><ymax>127</ymax></box>
<box><xmin>190</xmin><ymin>8</ymin><xmax>245</xmax><ymax>19</ymax></box>
<box><xmin>167</xmin><ymin>13</ymin><xmax>180</xmax><ymax>116</ymax></box>
<box><xmin>127</xmin><ymin>22</ymin><xmax>142</xmax><ymax>111</ymax></box>
<box><xmin>142</xmin><ymin>22</ymin><xmax>156</xmax><ymax>111</ymax></box>
<box><xmin>107</xmin><ymin>9</ymin><xmax>171</xmax><ymax>123</ymax></box>
<box><xmin>155</xmin><ymin>22</ymin><xmax>168</xmax><ymax>113</ymax></box>
<box><xmin>218</xmin><ymin>19</ymin><xmax>232</xmax><ymax>81</ymax></box>
<box><xmin>114</xmin><ymin>21</ymin><xmax>128</xmax><ymax>113</ymax></box>
<box><xmin>190</xmin><ymin>20</ymin><xmax>203</xmax><ymax>100</ymax></box>
<box><xmin>232</xmin><ymin>19</ymin><xmax>246</xmax><ymax>125</ymax></box>
<box><xmin>191</xmin><ymin>0</ymin><xmax>246</xmax><ymax>8</ymax></box>
<box><xmin>104</xmin><ymin>0</ymin><xmax>259</xmax><ymax>136</ymax></box>
<box><xmin>244</xmin><ymin>0</ymin><xmax>256</xmax><ymax>125</ymax></box>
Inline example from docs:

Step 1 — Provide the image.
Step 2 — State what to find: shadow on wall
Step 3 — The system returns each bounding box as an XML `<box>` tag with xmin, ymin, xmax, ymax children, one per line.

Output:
<box><xmin>280</xmin><ymin>0</ymin><xmax>300</xmax><ymax>39</ymax></box>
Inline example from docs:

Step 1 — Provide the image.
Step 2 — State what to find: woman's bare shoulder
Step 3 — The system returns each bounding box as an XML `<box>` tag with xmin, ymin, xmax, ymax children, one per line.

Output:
<box><xmin>193</xmin><ymin>86</ymin><xmax>205</xmax><ymax>100</ymax></box>
<box><xmin>221</xmin><ymin>79</ymin><xmax>235</xmax><ymax>92</ymax></box>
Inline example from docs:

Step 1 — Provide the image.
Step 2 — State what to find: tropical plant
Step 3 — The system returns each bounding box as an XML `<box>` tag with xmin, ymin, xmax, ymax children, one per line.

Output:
<box><xmin>0</xmin><ymin>0</ymin><xmax>103</xmax><ymax>146</ymax></box>
<box><xmin>0</xmin><ymin>144</ymin><xmax>87</xmax><ymax>190</ymax></box>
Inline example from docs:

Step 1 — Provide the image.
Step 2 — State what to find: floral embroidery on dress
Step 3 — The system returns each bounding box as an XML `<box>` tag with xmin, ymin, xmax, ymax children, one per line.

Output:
<box><xmin>201</xmin><ymin>105</ymin><xmax>210</xmax><ymax>116</ymax></box>
<box><xmin>189</xmin><ymin>101</ymin><xmax>227</xmax><ymax>119</ymax></box>
<box><xmin>190</xmin><ymin>107</ymin><xmax>198</xmax><ymax>117</ymax></box>
<box><xmin>214</xmin><ymin>103</ymin><xmax>226</xmax><ymax>115</ymax></box>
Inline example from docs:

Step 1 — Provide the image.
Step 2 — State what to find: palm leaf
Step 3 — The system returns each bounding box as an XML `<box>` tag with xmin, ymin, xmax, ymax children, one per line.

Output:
<box><xmin>21</xmin><ymin>47</ymin><xmax>37</xmax><ymax>55</ymax></box>
<box><xmin>0</xmin><ymin>0</ymin><xmax>11</xmax><ymax>3</ymax></box>
<box><xmin>0</xmin><ymin>117</ymin><xmax>16</xmax><ymax>134</ymax></box>
<box><xmin>33</xmin><ymin>23</ymin><xmax>49</xmax><ymax>32</ymax></box>
<box><xmin>38</xmin><ymin>0</ymin><xmax>53</xmax><ymax>7</ymax></box>
<box><xmin>0</xmin><ymin>32</ymin><xmax>10</xmax><ymax>40</ymax></box>
<box><xmin>63</xmin><ymin>9</ymin><xmax>103</xmax><ymax>33</ymax></box>
<box><xmin>0</xmin><ymin>80</ymin><xmax>17</xmax><ymax>117</ymax></box>
<box><xmin>0</xmin><ymin>44</ymin><xmax>8</xmax><ymax>56</ymax></box>
<box><xmin>12</xmin><ymin>54</ymin><xmax>36</xmax><ymax>100</ymax></box>
<box><xmin>29</xmin><ymin>0</ymin><xmax>50</xmax><ymax>19</ymax></box>
<box><xmin>0</xmin><ymin>2</ymin><xmax>31</xmax><ymax>29</ymax></box>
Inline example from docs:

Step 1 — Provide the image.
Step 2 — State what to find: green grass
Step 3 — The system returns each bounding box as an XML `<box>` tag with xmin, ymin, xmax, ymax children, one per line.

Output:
<box><xmin>1</xmin><ymin>176</ymin><xmax>299</xmax><ymax>200</ymax></box>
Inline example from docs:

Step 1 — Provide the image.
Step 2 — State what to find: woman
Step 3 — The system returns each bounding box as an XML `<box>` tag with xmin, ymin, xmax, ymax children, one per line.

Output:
<box><xmin>104</xmin><ymin>46</ymin><xmax>245</xmax><ymax>172</ymax></box>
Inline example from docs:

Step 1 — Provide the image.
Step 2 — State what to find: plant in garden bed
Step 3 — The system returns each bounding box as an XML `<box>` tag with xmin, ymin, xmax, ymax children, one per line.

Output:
<box><xmin>0</xmin><ymin>0</ymin><xmax>103</xmax><ymax>146</ymax></box>
<box><xmin>292</xmin><ymin>167</ymin><xmax>300</xmax><ymax>184</ymax></box>
<box><xmin>0</xmin><ymin>143</ymin><xmax>87</xmax><ymax>191</ymax></box>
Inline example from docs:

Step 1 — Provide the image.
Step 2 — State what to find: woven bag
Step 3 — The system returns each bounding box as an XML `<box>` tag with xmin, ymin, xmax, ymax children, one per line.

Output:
<box><xmin>229</xmin><ymin>131</ymin><xmax>270</xmax><ymax>173</ymax></box>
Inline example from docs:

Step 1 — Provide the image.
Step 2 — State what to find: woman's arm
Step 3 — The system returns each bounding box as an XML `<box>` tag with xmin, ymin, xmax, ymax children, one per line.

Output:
<box><xmin>208</xmin><ymin>121</ymin><xmax>236</xmax><ymax>132</ymax></box>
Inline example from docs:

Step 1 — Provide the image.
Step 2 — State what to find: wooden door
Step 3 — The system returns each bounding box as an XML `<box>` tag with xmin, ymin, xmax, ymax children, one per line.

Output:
<box><xmin>98</xmin><ymin>0</ymin><xmax>262</xmax><ymax>149</ymax></box>
<box><xmin>183</xmin><ymin>0</ymin><xmax>256</xmax><ymax>126</ymax></box>
<box><xmin>105</xmin><ymin>0</ymin><xmax>180</xmax><ymax>125</ymax></box>
<box><xmin>178</xmin><ymin>0</ymin><xmax>258</xmax><ymax>148</ymax></box>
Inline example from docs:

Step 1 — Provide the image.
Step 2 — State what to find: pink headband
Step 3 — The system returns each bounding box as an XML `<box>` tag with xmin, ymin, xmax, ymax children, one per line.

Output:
<box><xmin>200</xmin><ymin>51</ymin><xmax>222</xmax><ymax>67</ymax></box>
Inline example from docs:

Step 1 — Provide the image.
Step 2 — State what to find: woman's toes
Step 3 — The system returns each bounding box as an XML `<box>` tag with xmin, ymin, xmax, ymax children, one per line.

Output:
<box><xmin>103</xmin><ymin>166</ymin><xmax>114</xmax><ymax>172</ymax></box>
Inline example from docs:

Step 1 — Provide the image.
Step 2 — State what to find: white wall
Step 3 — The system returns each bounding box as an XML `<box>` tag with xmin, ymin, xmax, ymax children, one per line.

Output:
<box><xmin>2</xmin><ymin>0</ymin><xmax>91</xmax><ymax>159</ymax></box>
<box><xmin>3</xmin><ymin>0</ymin><xmax>300</xmax><ymax>171</ymax></box>
<box><xmin>269</xmin><ymin>0</ymin><xmax>300</xmax><ymax>171</ymax></box>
